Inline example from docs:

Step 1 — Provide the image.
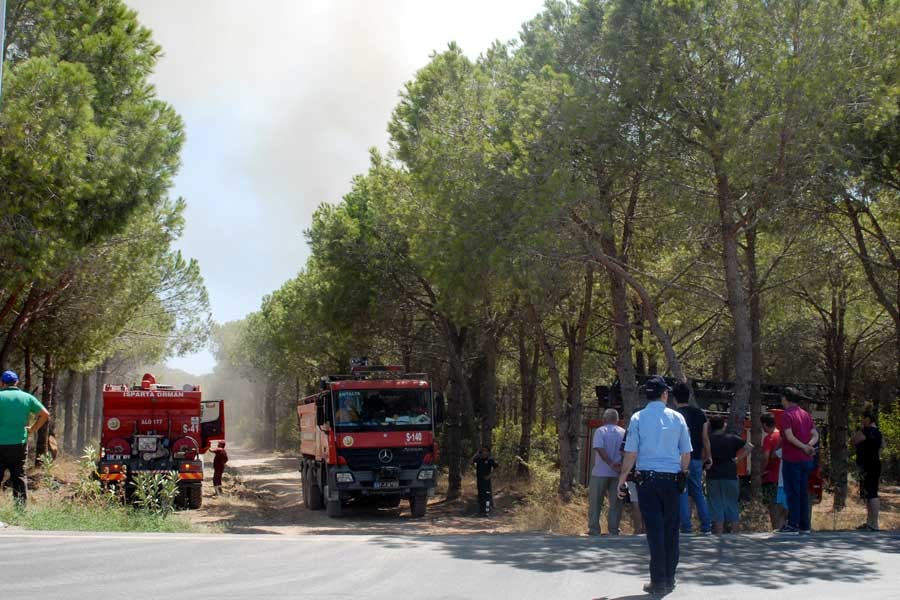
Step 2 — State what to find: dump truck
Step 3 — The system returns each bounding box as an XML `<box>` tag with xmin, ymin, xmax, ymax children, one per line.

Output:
<box><xmin>298</xmin><ymin>364</ymin><xmax>443</xmax><ymax>518</ymax></box>
<box><xmin>98</xmin><ymin>373</ymin><xmax>225</xmax><ymax>508</ymax></box>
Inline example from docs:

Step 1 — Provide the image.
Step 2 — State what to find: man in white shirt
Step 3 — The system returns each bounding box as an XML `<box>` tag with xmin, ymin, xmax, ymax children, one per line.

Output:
<box><xmin>588</xmin><ymin>408</ymin><xmax>625</xmax><ymax>535</ymax></box>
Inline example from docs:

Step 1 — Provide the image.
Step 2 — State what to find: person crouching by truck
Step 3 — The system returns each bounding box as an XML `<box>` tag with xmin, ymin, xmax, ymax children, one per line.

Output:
<box><xmin>211</xmin><ymin>441</ymin><xmax>228</xmax><ymax>495</ymax></box>
<box><xmin>473</xmin><ymin>447</ymin><xmax>497</xmax><ymax>516</ymax></box>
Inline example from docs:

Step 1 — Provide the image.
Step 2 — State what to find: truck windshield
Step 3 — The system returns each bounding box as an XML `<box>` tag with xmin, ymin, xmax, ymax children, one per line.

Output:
<box><xmin>333</xmin><ymin>389</ymin><xmax>431</xmax><ymax>431</ymax></box>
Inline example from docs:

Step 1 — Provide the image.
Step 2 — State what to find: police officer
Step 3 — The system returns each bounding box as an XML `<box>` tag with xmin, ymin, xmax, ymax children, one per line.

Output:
<box><xmin>617</xmin><ymin>375</ymin><xmax>692</xmax><ymax>595</ymax></box>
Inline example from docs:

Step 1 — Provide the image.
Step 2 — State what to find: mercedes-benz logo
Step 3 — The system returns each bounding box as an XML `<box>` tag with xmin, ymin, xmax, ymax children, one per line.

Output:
<box><xmin>378</xmin><ymin>449</ymin><xmax>393</xmax><ymax>464</ymax></box>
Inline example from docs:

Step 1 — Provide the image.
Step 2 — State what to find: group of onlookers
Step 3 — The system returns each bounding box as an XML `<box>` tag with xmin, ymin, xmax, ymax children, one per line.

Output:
<box><xmin>587</xmin><ymin>385</ymin><xmax>884</xmax><ymax>537</ymax></box>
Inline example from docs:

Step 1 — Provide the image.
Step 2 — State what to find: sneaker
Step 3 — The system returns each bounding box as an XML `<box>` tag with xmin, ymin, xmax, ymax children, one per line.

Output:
<box><xmin>642</xmin><ymin>582</ymin><xmax>669</xmax><ymax>596</ymax></box>
<box><xmin>799</xmin><ymin>529</ymin><xmax>812</xmax><ymax>535</ymax></box>
<box><xmin>856</xmin><ymin>524</ymin><xmax>879</xmax><ymax>532</ymax></box>
<box><xmin>774</xmin><ymin>524</ymin><xmax>800</xmax><ymax>535</ymax></box>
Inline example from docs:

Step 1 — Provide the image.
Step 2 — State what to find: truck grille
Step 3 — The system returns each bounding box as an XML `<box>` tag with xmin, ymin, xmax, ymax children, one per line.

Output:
<box><xmin>340</xmin><ymin>447</ymin><xmax>425</xmax><ymax>471</ymax></box>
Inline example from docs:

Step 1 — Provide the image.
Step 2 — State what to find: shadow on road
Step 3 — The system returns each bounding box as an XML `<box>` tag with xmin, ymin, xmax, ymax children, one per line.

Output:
<box><xmin>369</xmin><ymin>532</ymin><xmax>900</xmax><ymax>590</ymax></box>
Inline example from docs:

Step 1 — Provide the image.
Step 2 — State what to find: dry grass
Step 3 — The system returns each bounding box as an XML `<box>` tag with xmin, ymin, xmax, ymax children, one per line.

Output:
<box><xmin>811</xmin><ymin>489</ymin><xmax>900</xmax><ymax>532</ymax></box>
<box><xmin>483</xmin><ymin>468</ymin><xmax>900</xmax><ymax>535</ymax></box>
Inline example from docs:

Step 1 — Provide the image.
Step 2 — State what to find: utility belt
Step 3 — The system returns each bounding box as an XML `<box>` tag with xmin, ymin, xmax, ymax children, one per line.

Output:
<box><xmin>635</xmin><ymin>470</ymin><xmax>687</xmax><ymax>493</ymax></box>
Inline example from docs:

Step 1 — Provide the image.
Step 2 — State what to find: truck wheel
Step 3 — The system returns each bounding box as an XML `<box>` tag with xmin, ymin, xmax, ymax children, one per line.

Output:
<box><xmin>308</xmin><ymin>480</ymin><xmax>324</xmax><ymax>511</ymax></box>
<box><xmin>301</xmin><ymin>465</ymin><xmax>310</xmax><ymax>508</ymax></box>
<box><xmin>189</xmin><ymin>486</ymin><xmax>202</xmax><ymax>509</ymax></box>
<box><xmin>326</xmin><ymin>499</ymin><xmax>342</xmax><ymax>518</ymax></box>
<box><xmin>409</xmin><ymin>493</ymin><xmax>427</xmax><ymax>518</ymax></box>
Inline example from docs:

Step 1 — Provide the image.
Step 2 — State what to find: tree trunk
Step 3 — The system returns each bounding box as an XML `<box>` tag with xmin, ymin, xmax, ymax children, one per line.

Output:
<box><xmin>633</xmin><ymin>302</ymin><xmax>647</xmax><ymax>376</ymax></box>
<box><xmin>746</xmin><ymin>225</ymin><xmax>764</xmax><ymax>498</ymax></box>
<box><xmin>534</xmin><ymin>266</ymin><xmax>594</xmax><ymax>500</ymax></box>
<box><xmin>35</xmin><ymin>354</ymin><xmax>56</xmax><ymax>463</ymax></box>
<box><xmin>478</xmin><ymin>333</ymin><xmax>498</xmax><ymax>450</ymax></box>
<box><xmin>24</xmin><ymin>345</ymin><xmax>32</xmax><ymax>393</ymax></box>
<box><xmin>61</xmin><ymin>370</ymin><xmax>78</xmax><ymax>453</ymax></box>
<box><xmin>444</xmin><ymin>323</ymin><xmax>470</xmax><ymax>500</ymax></box>
<box><xmin>76</xmin><ymin>371</ymin><xmax>91</xmax><ymax>452</ymax></box>
<box><xmin>516</xmin><ymin>320</ymin><xmax>540</xmax><ymax>478</ymax></box>
<box><xmin>609</xmin><ymin>270</ymin><xmax>639</xmax><ymax>418</ymax></box>
<box><xmin>714</xmin><ymin>163</ymin><xmax>753</xmax><ymax>432</ymax></box>
<box><xmin>829</xmin><ymin>284</ymin><xmax>851</xmax><ymax>510</ymax></box>
<box><xmin>89</xmin><ymin>363</ymin><xmax>106</xmax><ymax>443</ymax></box>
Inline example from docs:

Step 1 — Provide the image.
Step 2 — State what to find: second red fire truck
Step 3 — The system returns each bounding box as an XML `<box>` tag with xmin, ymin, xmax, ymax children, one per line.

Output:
<box><xmin>298</xmin><ymin>364</ymin><xmax>443</xmax><ymax>518</ymax></box>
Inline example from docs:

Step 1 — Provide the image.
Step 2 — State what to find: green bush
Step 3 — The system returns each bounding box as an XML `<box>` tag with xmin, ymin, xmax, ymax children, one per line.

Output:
<box><xmin>880</xmin><ymin>401</ymin><xmax>900</xmax><ymax>481</ymax></box>
<box><xmin>132</xmin><ymin>472</ymin><xmax>179</xmax><ymax>516</ymax></box>
<box><xmin>276</xmin><ymin>414</ymin><xmax>299</xmax><ymax>453</ymax></box>
<box><xmin>489</xmin><ymin>420</ymin><xmax>558</xmax><ymax>477</ymax></box>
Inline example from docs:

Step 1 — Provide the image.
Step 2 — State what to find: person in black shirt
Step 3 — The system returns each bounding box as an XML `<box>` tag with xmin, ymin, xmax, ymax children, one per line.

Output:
<box><xmin>852</xmin><ymin>411</ymin><xmax>883</xmax><ymax>531</ymax></box>
<box><xmin>473</xmin><ymin>447</ymin><xmax>498</xmax><ymax>516</ymax></box>
<box><xmin>706</xmin><ymin>417</ymin><xmax>752</xmax><ymax>534</ymax></box>
<box><xmin>674</xmin><ymin>383</ymin><xmax>712</xmax><ymax>535</ymax></box>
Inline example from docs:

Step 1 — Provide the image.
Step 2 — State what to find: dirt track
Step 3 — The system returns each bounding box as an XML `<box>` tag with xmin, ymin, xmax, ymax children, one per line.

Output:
<box><xmin>191</xmin><ymin>448</ymin><xmax>516</xmax><ymax>535</ymax></box>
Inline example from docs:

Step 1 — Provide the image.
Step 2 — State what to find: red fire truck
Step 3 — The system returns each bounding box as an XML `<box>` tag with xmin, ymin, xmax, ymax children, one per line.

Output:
<box><xmin>97</xmin><ymin>373</ymin><xmax>225</xmax><ymax>509</ymax></box>
<box><xmin>298</xmin><ymin>364</ymin><xmax>443</xmax><ymax>518</ymax></box>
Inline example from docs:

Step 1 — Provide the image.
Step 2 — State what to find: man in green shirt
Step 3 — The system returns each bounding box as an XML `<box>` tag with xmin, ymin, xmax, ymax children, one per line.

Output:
<box><xmin>0</xmin><ymin>370</ymin><xmax>50</xmax><ymax>505</ymax></box>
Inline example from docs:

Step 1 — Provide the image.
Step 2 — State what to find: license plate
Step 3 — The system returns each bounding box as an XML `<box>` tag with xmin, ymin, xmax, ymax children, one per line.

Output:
<box><xmin>373</xmin><ymin>480</ymin><xmax>399</xmax><ymax>489</ymax></box>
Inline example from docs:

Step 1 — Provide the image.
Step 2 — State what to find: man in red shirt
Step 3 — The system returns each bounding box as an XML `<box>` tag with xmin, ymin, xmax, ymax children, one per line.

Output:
<box><xmin>775</xmin><ymin>388</ymin><xmax>819</xmax><ymax>535</ymax></box>
<box><xmin>211</xmin><ymin>441</ymin><xmax>228</xmax><ymax>496</ymax></box>
<box><xmin>761</xmin><ymin>413</ymin><xmax>786</xmax><ymax>530</ymax></box>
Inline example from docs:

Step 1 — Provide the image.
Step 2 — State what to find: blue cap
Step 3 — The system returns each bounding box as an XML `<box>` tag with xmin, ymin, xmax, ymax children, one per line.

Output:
<box><xmin>643</xmin><ymin>375</ymin><xmax>672</xmax><ymax>399</ymax></box>
<box><xmin>1</xmin><ymin>370</ymin><xmax>19</xmax><ymax>384</ymax></box>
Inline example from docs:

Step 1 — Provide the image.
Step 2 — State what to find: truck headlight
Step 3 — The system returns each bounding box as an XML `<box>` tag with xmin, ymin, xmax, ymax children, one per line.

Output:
<box><xmin>417</xmin><ymin>469</ymin><xmax>435</xmax><ymax>480</ymax></box>
<box><xmin>336</xmin><ymin>472</ymin><xmax>354</xmax><ymax>483</ymax></box>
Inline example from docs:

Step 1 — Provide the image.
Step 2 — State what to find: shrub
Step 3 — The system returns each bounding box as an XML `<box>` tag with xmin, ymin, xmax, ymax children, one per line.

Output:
<box><xmin>132</xmin><ymin>472</ymin><xmax>179</xmax><ymax>516</ymax></box>
<box><xmin>490</xmin><ymin>421</ymin><xmax>558</xmax><ymax>477</ymax></box>
<box><xmin>276</xmin><ymin>414</ymin><xmax>299</xmax><ymax>453</ymax></box>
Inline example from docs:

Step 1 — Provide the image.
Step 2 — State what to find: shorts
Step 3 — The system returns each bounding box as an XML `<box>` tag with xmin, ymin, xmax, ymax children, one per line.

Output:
<box><xmin>776</xmin><ymin>486</ymin><xmax>787</xmax><ymax>508</ymax></box>
<box><xmin>859</xmin><ymin>464</ymin><xmax>880</xmax><ymax>500</ymax></box>
<box><xmin>707</xmin><ymin>478</ymin><xmax>740</xmax><ymax>523</ymax></box>
<box><xmin>761</xmin><ymin>482</ymin><xmax>778</xmax><ymax>504</ymax></box>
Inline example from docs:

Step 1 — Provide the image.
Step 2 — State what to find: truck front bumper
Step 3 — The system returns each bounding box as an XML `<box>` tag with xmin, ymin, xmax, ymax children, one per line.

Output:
<box><xmin>328</xmin><ymin>467</ymin><xmax>437</xmax><ymax>499</ymax></box>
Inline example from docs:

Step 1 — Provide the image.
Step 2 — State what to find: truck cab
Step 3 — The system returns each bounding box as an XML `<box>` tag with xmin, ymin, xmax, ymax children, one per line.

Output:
<box><xmin>298</xmin><ymin>365</ymin><xmax>443</xmax><ymax>518</ymax></box>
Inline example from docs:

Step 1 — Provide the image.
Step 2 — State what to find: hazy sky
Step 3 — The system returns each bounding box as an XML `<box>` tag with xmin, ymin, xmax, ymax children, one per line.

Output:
<box><xmin>125</xmin><ymin>1</ymin><xmax>546</xmax><ymax>375</ymax></box>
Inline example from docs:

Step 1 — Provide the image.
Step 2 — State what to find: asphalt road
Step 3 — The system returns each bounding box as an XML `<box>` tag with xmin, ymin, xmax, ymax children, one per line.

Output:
<box><xmin>2</xmin><ymin>530</ymin><xmax>898</xmax><ymax>599</ymax></box>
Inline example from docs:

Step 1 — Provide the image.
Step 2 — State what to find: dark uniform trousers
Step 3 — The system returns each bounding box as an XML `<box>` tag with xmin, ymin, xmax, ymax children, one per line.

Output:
<box><xmin>476</xmin><ymin>478</ymin><xmax>492</xmax><ymax>514</ymax></box>
<box><xmin>0</xmin><ymin>443</ymin><xmax>28</xmax><ymax>504</ymax></box>
<box><xmin>637</xmin><ymin>477</ymin><xmax>680</xmax><ymax>585</ymax></box>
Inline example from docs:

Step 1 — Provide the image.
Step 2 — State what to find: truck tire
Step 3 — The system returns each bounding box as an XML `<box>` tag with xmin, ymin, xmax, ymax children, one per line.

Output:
<box><xmin>301</xmin><ymin>464</ymin><xmax>310</xmax><ymax>508</ymax></box>
<box><xmin>409</xmin><ymin>492</ymin><xmax>427</xmax><ymax>518</ymax></box>
<box><xmin>326</xmin><ymin>499</ymin><xmax>342</xmax><ymax>518</ymax></box>
<box><xmin>188</xmin><ymin>486</ymin><xmax>202</xmax><ymax>509</ymax></box>
<box><xmin>308</xmin><ymin>478</ymin><xmax>324</xmax><ymax>511</ymax></box>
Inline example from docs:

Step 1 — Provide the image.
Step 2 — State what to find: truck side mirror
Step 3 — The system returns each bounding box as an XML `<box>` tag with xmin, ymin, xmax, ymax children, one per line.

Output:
<box><xmin>434</xmin><ymin>393</ymin><xmax>445</xmax><ymax>425</ymax></box>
